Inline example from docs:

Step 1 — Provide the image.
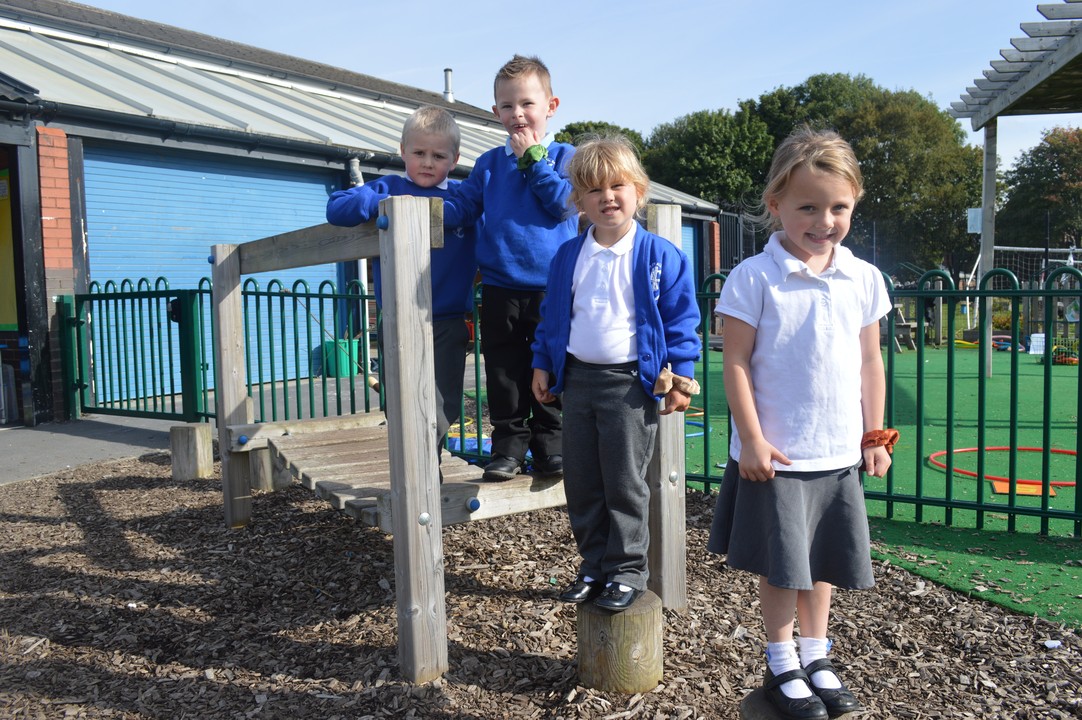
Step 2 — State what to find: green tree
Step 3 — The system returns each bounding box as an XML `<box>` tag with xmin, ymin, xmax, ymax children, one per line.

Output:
<box><xmin>838</xmin><ymin>90</ymin><xmax>983</xmax><ymax>274</ymax></box>
<box><xmin>641</xmin><ymin>109</ymin><xmax>773</xmax><ymax>208</ymax></box>
<box><xmin>746</xmin><ymin>75</ymin><xmax>982</xmax><ymax>274</ymax></box>
<box><xmin>998</xmin><ymin>127</ymin><xmax>1082</xmax><ymax>250</ymax></box>
<box><xmin>555</xmin><ymin>121</ymin><xmax>645</xmax><ymax>154</ymax></box>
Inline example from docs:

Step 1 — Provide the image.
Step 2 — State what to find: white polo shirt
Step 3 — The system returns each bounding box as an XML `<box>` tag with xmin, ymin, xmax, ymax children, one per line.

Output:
<box><xmin>716</xmin><ymin>233</ymin><xmax>891</xmax><ymax>471</ymax></box>
<box><xmin>567</xmin><ymin>224</ymin><xmax>637</xmax><ymax>364</ymax></box>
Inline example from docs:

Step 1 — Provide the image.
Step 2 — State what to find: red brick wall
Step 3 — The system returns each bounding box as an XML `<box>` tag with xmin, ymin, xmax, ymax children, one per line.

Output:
<box><xmin>37</xmin><ymin>126</ymin><xmax>76</xmax><ymax>420</ymax></box>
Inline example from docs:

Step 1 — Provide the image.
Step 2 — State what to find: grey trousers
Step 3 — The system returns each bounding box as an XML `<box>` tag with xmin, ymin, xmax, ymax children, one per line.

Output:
<box><xmin>561</xmin><ymin>357</ymin><xmax>658</xmax><ymax>591</ymax></box>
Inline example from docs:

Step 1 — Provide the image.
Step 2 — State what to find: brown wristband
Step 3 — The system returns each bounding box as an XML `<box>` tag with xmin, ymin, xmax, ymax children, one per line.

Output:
<box><xmin>861</xmin><ymin>428</ymin><xmax>900</xmax><ymax>454</ymax></box>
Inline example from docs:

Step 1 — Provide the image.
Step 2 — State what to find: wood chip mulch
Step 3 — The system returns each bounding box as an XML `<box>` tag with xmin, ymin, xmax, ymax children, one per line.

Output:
<box><xmin>0</xmin><ymin>452</ymin><xmax>1079</xmax><ymax>719</ymax></box>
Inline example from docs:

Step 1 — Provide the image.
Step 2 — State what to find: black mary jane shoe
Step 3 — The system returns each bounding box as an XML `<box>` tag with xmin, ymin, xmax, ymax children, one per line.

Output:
<box><xmin>557</xmin><ymin>576</ymin><xmax>603</xmax><ymax>603</ymax></box>
<box><xmin>763</xmin><ymin>668</ymin><xmax>829</xmax><ymax>720</ymax></box>
<box><xmin>593</xmin><ymin>584</ymin><xmax>643</xmax><ymax>611</ymax></box>
<box><xmin>803</xmin><ymin>658</ymin><xmax>861</xmax><ymax>717</ymax></box>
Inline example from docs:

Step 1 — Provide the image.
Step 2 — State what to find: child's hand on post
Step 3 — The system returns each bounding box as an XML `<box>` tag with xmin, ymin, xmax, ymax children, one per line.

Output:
<box><xmin>659</xmin><ymin>388</ymin><xmax>690</xmax><ymax>416</ymax></box>
<box><xmin>531</xmin><ymin>368</ymin><xmax>556</xmax><ymax>404</ymax></box>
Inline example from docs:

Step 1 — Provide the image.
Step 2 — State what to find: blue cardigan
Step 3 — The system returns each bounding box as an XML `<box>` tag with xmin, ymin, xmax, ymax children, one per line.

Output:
<box><xmin>532</xmin><ymin>223</ymin><xmax>701</xmax><ymax>399</ymax></box>
<box><xmin>442</xmin><ymin>140</ymin><xmax>579</xmax><ymax>291</ymax></box>
<box><xmin>325</xmin><ymin>175</ymin><xmax>478</xmax><ymax>321</ymax></box>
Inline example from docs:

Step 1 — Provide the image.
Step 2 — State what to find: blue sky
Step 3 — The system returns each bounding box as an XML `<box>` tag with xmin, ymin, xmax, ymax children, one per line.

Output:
<box><xmin>79</xmin><ymin>0</ymin><xmax>1081</xmax><ymax>168</ymax></box>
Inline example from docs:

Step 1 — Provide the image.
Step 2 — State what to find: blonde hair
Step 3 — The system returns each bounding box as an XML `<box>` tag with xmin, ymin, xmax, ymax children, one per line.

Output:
<box><xmin>755</xmin><ymin>126</ymin><xmax>864</xmax><ymax>231</ymax></box>
<box><xmin>567</xmin><ymin>134</ymin><xmax>650</xmax><ymax>214</ymax></box>
<box><xmin>494</xmin><ymin>54</ymin><xmax>553</xmax><ymax>98</ymax></box>
<box><xmin>401</xmin><ymin>105</ymin><xmax>461</xmax><ymax>154</ymax></box>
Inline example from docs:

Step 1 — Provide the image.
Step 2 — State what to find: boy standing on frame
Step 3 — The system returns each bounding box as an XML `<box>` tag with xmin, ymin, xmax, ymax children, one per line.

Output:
<box><xmin>709</xmin><ymin>126</ymin><xmax>898</xmax><ymax>719</ymax></box>
<box><xmin>531</xmin><ymin>135</ymin><xmax>701</xmax><ymax>612</ymax></box>
<box><xmin>325</xmin><ymin>106</ymin><xmax>478</xmax><ymax>476</ymax></box>
<box><xmin>442</xmin><ymin>54</ymin><xmax>579</xmax><ymax>482</ymax></box>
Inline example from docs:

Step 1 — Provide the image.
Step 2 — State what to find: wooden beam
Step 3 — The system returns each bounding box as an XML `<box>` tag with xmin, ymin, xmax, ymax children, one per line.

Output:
<box><xmin>1022</xmin><ymin>20</ymin><xmax>1082</xmax><ymax>37</ymax></box>
<box><xmin>643</xmin><ymin>203</ymin><xmax>688</xmax><ymax>612</ymax></box>
<box><xmin>235</xmin><ymin>199</ymin><xmax>443</xmax><ymax>276</ymax></box>
<box><xmin>379</xmin><ymin>195</ymin><xmax>448</xmax><ymax>683</ymax></box>
<box><xmin>227</xmin><ymin>412</ymin><xmax>386</xmax><ymax>451</ymax></box>
<box><xmin>1039</xmin><ymin>3</ymin><xmax>1082</xmax><ymax>21</ymax></box>
<box><xmin>1011</xmin><ymin>36</ymin><xmax>1065</xmax><ymax>53</ymax></box>
<box><xmin>211</xmin><ymin>243</ymin><xmax>253</xmax><ymax>528</ymax></box>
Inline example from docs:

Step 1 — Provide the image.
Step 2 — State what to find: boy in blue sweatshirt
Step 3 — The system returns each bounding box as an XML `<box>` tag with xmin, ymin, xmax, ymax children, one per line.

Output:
<box><xmin>442</xmin><ymin>54</ymin><xmax>579</xmax><ymax>482</ymax></box>
<box><xmin>325</xmin><ymin>106</ymin><xmax>478</xmax><ymax>474</ymax></box>
<box><xmin>531</xmin><ymin>135</ymin><xmax>701</xmax><ymax>611</ymax></box>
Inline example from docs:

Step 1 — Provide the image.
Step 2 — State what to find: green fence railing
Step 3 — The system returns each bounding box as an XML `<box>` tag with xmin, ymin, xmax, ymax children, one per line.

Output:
<box><xmin>59</xmin><ymin>266</ymin><xmax>1082</xmax><ymax>537</ymax></box>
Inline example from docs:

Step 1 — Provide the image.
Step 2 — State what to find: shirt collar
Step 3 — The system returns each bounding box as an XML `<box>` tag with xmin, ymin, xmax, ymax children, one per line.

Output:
<box><xmin>504</xmin><ymin>132</ymin><xmax>556</xmax><ymax>156</ymax></box>
<box><xmin>764</xmin><ymin>232</ymin><xmax>859</xmax><ymax>278</ymax></box>
<box><xmin>403</xmin><ymin>173</ymin><xmax>449</xmax><ymax>190</ymax></box>
<box><xmin>585</xmin><ymin>221</ymin><xmax>637</xmax><ymax>257</ymax></box>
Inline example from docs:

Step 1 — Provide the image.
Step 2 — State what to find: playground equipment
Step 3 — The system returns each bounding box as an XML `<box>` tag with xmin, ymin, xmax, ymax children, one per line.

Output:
<box><xmin>928</xmin><ymin>446</ymin><xmax>1077</xmax><ymax>497</ymax></box>
<box><xmin>203</xmin><ymin>197</ymin><xmax>690</xmax><ymax>686</ymax></box>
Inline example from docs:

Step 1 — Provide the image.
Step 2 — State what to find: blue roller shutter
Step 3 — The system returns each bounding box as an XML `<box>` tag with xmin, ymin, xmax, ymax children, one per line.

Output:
<box><xmin>82</xmin><ymin>143</ymin><xmax>343</xmax><ymax>400</ymax></box>
<box><xmin>681</xmin><ymin>221</ymin><xmax>701</xmax><ymax>288</ymax></box>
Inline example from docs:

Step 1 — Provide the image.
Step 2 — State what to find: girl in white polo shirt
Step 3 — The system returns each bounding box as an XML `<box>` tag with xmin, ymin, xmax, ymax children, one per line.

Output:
<box><xmin>708</xmin><ymin>127</ymin><xmax>897</xmax><ymax>720</ymax></box>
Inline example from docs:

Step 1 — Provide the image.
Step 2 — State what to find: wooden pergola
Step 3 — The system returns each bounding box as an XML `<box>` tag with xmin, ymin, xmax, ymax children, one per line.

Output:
<box><xmin>949</xmin><ymin>0</ymin><xmax>1082</xmax><ymax>370</ymax></box>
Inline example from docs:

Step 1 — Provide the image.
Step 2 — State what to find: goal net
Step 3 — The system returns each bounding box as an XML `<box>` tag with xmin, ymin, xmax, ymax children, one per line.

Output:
<box><xmin>992</xmin><ymin>246</ymin><xmax>1078</xmax><ymax>285</ymax></box>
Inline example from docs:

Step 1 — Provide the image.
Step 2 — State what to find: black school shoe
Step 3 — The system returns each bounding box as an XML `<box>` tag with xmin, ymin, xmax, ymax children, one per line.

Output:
<box><xmin>482</xmin><ymin>454</ymin><xmax>524</xmax><ymax>482</ymax></box>
<box><xmin>763</xmin><ymin>668</ymin><xmax>829</xmax><ymax>720</ymax></box>
<box><xmin>557</xmin><ymin>576</ymin><xmax>604</xmax><ymax>603</ymax></box>
<box><xmin>803</xmin><ymin>658</ymin><xmax>861</xmax><ymax>717</ymax></box>
<box><xmin>593</xmin><ymin>584</ymin><xmax>643</xmax><ymax>611</ymax></box>
<box><xmin>530</xmin><ymin>454</ymin><xmax>563</xmax><ymax>477</ymax></box>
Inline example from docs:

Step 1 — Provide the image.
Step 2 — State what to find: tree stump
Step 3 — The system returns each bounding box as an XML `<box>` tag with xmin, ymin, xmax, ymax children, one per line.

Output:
<box><xmin>170</xmin><ymin>423</ymin><xmax>213</xmax><ymax>480</ymax></box>
<box><xmin>576</xmin><ymin>589</ymin><xmax>663</xmax><ymax>693</ymax></box>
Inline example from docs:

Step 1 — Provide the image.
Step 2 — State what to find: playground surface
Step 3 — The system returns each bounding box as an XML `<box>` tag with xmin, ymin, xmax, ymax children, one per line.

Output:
<box><xmin>0</xmin><ymin>454</ymin><xmax>1077</xmax><ymax>718</ymax></box>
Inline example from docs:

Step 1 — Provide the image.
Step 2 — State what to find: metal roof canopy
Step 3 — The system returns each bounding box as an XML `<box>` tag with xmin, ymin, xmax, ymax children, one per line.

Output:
<box><xmin>949</xmin><ymin>0</ymin><xmax>1082</xmax><ymax>376</ymax></box>
<box><xmin>0</xmin><ymin>0</ymin><xmax>719</xmax><ymax>217</ymax></box>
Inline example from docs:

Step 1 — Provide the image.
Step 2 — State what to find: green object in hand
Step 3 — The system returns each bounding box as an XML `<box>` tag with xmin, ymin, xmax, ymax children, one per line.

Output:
<box><xmin>517</xmin><ymin>144</ymin><xmax>547</xmax><ymax>170</ymax></box>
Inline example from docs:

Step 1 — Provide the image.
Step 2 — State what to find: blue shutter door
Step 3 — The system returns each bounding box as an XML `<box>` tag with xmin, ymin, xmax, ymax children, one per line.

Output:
<box><xmin>83</xmin><ymin>143</ymin><xmax>337</xmax><ymax>289</ymax></box>
<box><xmin>681</xmin><ymin>222</ymin><xmax>700</xmax><ymax>286</ymax></box>
<box><xmin>82</xmin><ymin>144</ymin><xmax>342</xmax><ymax>400</ymax></box>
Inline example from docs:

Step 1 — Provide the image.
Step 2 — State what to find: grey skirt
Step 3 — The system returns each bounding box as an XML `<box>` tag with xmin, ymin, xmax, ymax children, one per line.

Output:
<box><xmin>707</xmin><ymin>459</ymin><xmax>874</xmax><ymax>591</ymax></box>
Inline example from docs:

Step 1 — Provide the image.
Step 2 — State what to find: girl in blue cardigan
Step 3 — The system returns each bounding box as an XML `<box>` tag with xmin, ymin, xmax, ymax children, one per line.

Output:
<box><xmin>531</xmin><ymin>135</ymin><xmax>701</xmax><ymax>612</ymax></box>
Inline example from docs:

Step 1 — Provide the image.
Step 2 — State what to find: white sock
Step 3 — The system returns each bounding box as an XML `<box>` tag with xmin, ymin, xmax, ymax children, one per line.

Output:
<box><xmin>766</xmin><ymin>641</ymin><xmax>813</xmax><ymax>698</ymax></box>
<box><xmin>798</xmin><ymin>636</ymin><xmax>841</xmax><ymax>689</ymax></box>
<box><xmin>604</xmin><ymin>582</ymin><xmax>632</xmax><ymax>592</ymax></box>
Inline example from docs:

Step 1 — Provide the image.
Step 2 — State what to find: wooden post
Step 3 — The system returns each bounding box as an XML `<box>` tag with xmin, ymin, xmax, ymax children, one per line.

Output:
<box><xmin>644</xmin><ymin>204</ymin><xmax>688</xmax><ymax>611</ymax></box>
<box><xmin>211</xmin><ymin>243</ymin><xmax>253</xmax><ymax>528</ymax></box>
<box><xmin>170</xmin><ymin>423</ymin><xmax>213</xmax><ymax>480</ymax></box>
<box><xmin>577</xmin><ymin>590</ymin><xmax>663</xmax><ymax>693</ymax></box>
<box><xmin>379</xmin><ymin>196</ymin><xmax>447</xmax><ymax>683</ymax></box>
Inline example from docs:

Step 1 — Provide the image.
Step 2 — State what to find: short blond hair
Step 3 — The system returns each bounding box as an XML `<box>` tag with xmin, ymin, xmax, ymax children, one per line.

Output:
<box><xmin>756</xmin><ymin>126</ymin><xmax>864</xmax><ymax>230</ymax></box>
<box><xmin>401</xmin><ymin>105</ymin><xmax>460</xmax><ymax>154</ymax></box>
<box><xmin>493</xmin><ymin>54</ymin><xmax>553</xmax><ymax>98</ymax></box>
<box><xmin>567</xmin><ymin>134</ymin><xmax>650</xmax><ymax>214</ymax></box>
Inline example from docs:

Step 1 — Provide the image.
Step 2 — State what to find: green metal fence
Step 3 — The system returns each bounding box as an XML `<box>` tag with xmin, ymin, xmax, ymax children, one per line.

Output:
<box><xmin>690</xmin><ymin>267</ymin><xmax>1082</xmax><ymax>538</ymax></box>
<box><xmin>63</xmin><ymin>278</ymin><xmax>381</xmax><ymax>424</ymax></box>
<box><xmin>59</xmin><ymin>266</ymin><xmax>1082</xmax><ymax>537</ymax></box>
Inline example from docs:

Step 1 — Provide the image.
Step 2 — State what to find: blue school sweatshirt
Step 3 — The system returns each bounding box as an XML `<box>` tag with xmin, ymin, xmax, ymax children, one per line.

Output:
<box><xmin>325</xmin><ymin>175</ymin><xmax>478</xmax><ymax>321</ymax></box>
<box><xmin>442</xmin><ymin>139</ymin><xmax>578</xmax><ymax>291</ymax></box>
